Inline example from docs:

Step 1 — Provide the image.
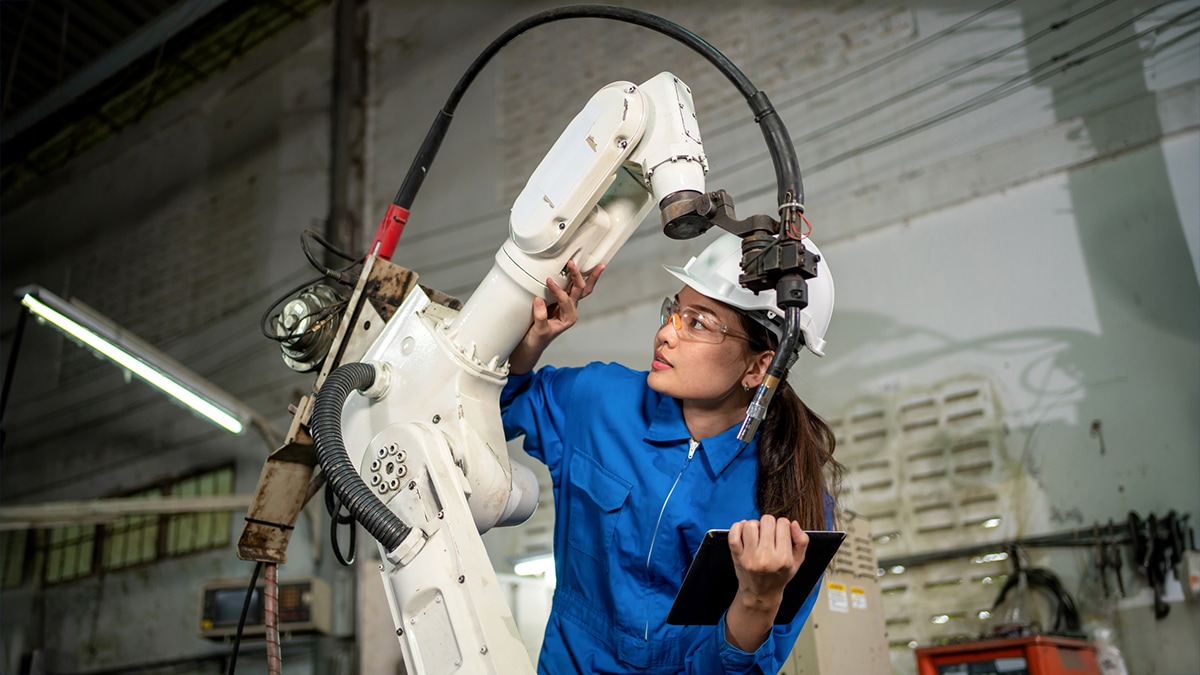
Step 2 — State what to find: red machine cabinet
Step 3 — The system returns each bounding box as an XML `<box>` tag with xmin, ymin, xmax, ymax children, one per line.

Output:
<box><xmin>915</xmin><ymin>635</ymin><xmax>1101</xmax><ymax>675</ymax></box>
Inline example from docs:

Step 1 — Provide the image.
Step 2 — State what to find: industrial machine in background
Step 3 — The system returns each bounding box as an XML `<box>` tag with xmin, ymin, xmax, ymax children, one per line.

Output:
<box><xmin>235</xmin><ymin>6</ymin><xmax>831</xmax><ymax>674</ymax></box>
<box><xmin>199</xmin><ymin>576</ymin><xmax>331</xmax><ymax>640</ymax></box>
<box><xmin>782</xmin><ymin>510</ymin><xmax>891</xmax><ymax>675</ymax></box>
<box><xmin>893</xmin><ymin>511</ymin><xmax>1199</xmax><ymax>675</ymax></box>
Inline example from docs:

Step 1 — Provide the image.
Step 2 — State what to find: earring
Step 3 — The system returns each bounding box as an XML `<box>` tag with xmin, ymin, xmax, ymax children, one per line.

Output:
<box><xmin>742</xmin><ymin>383</ymin><xmax>750</xmax><ymax>391</ymax></box>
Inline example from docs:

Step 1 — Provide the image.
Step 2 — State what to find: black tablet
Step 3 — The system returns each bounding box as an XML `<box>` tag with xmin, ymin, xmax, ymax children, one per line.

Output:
<box><xmin>666</xmin><ymin>529</ymin><xmax>846</xmax><ymax>625</ymax></box>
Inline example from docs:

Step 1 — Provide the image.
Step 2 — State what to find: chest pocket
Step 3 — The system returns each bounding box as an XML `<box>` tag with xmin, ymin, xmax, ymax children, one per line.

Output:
<box><xmin>566</xmin><ymin>451</ymin><xmax>632</xmax><ymax>560</ymax></box>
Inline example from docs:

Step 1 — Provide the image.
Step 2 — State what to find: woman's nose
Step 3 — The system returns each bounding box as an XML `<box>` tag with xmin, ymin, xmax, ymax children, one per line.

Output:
<box><xmin>654</xmin><ymin>321</ymin><xmax>678</xmax><ymax>346</ymax></box>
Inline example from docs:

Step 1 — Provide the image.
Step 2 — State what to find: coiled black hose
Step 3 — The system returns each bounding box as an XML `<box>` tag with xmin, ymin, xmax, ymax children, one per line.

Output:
<box><xmin>311</xmin><ymin>362</ymin><xmax>411</xmax><ymax>551</ymax></box>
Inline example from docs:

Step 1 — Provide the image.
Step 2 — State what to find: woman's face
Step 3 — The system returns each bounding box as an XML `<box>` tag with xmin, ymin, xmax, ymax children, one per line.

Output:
<box><xmin>647</xmin><ymin>286</ymin><xmax>771</xmax><ymax>405</ymax></box>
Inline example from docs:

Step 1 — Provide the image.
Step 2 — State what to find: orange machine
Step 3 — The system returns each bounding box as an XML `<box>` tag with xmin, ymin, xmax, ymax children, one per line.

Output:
<box><xmin>915</xmin><ymin>636</ymin><xmax>1101</xmax><ymax>675</ymax></box>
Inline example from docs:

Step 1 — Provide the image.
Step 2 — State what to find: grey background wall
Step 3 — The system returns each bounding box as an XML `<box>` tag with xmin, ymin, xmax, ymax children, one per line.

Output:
<box><xmin>1</xmin><ymin>1</ymin><xmax>1196</xmax><ymax>673</ymax></box>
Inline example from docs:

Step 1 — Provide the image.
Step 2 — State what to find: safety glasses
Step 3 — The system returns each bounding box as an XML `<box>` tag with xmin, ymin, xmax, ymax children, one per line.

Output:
<box><xmin>659</xmin><ymin>296</ymin><xmax>750</xmax><ymax>344</ymax></box>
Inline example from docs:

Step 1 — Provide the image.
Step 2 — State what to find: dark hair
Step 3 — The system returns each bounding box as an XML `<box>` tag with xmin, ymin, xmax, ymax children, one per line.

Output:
<box><xmin>739</xmin><ymin>314</ymin><xmax>843</xmax><ymax>530</ymax></box>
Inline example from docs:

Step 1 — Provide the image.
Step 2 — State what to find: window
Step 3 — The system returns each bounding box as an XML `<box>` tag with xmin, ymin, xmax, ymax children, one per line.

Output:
<box><xmin>166</xmin><ymin>465</ymin><xmax>234</xmax><ymax>556</ymax></box>
<box><xmin>101</xmin><ymin>489</ymin><xmax>162</xmax><ymax>571</ymax></box>
<box><xmin>2</xmin><ymin>530</ymin><xmax>30</xmax><ymax>588</ymax></box>
<box><xmin>35</xmin><ymin>464</ymin><xmax>235</xmax><ymax>584</ymax></box>
<box><xmin>42</xmin><ymin>524</ymin><xmax>96</xmax><ymax>584</ymax></box>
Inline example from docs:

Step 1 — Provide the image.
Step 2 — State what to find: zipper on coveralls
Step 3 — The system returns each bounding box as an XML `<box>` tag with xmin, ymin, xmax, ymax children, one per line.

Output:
<box><xmin>644</xmin><ymin>440</ymin><xmax>698</xmax><ymax>640</ymax></box>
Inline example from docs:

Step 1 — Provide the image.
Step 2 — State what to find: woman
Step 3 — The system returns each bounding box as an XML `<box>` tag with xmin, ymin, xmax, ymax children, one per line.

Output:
<box><xmin>501</xmin><ymin>233</ymin><xmax>842</xmax><ymax>674</ymax></box>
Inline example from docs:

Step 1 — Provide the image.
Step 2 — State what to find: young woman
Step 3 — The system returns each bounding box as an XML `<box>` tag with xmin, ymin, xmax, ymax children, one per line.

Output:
<box><xmin>501</xmin><ymin>233</ymin><xmax>842</xmax><ymax>674</ymax></box>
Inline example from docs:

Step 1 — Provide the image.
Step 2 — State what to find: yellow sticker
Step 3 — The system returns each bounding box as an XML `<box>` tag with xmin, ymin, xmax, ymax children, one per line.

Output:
<box><xmin>827</xmin><ymin>581</ymin><xmax>846</xmax><ymax>592</ymax></box>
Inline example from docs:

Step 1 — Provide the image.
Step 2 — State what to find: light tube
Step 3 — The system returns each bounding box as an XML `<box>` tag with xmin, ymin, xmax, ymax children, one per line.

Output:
<box><xmin>512</xmin><ymin>552</ymin><xmax>555</xmax><ymax>579</ymax></box>
<box><xmin>18</xmin><ymin>286</ymin><xmax>247</xmax><ymax>434</ymax></box>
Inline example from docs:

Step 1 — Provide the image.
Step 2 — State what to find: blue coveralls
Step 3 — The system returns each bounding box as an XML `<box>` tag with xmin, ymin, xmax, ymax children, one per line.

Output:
<box><xmin>500</xmin><ymin>362</ymin><xmax>818</xmax><ymax>674</ymax></box>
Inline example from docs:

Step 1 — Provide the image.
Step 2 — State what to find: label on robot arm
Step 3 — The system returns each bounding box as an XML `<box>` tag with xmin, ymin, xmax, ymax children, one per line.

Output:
<box><xmin>826</xmin><ymin>581</ymin><xmax>850</xmax><ymax>613</ymax></box>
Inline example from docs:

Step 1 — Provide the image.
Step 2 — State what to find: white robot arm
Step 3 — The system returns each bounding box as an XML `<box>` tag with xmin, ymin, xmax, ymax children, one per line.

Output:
<box><xmin>322</xmin><ymin>72</ymin><xmax>707</xmax><ymax>674</ymax></box>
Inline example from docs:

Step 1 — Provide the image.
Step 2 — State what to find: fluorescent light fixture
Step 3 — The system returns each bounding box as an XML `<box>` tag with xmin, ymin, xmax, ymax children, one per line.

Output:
<box><xmin>17</xmin><ymin>285</ymin><xmax>250</xmax><ymax>434</ymax></box>
<box><xmin>513</xmin><ymin>552</ymin><xmax>555</xmax><ymax>579</ymax></box>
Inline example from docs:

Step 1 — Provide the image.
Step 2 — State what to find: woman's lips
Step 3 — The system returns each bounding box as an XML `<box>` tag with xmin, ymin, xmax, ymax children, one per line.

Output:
<box><xmin>651</xmin><ymin>351</ymin><xmax>672</xmax><ymax>371</ymax></box>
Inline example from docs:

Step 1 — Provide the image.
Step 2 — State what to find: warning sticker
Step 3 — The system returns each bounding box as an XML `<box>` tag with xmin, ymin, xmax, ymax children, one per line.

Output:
<box><xmin>850</xmin><ymin>586</ymin><xmax>867</xmax><ymax>610</ymax></box>
<box><xmin>827</xmin><ymin>581</ymin><xmax>849</xmax><ymax>613</ymax></box>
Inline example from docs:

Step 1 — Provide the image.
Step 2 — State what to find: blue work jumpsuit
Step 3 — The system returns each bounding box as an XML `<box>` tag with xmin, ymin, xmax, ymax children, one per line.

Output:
<box><xmin>500</xmin><ymin>362</ymin><xmax>818</xmax><ymax>674</ymax></box>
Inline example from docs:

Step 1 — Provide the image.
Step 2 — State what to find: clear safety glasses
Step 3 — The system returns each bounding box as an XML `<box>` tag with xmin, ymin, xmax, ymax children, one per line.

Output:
<box><xmin>659</xmin><ymin>297</ymin><xmax>750</xmax><ymax>344</ymax></box>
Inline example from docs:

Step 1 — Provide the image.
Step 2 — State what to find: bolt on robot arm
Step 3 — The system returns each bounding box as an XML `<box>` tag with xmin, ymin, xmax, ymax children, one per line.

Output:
<box><xmin>311</xmin><ymin>71</ymin><xmax>708</xmax><ymax>674</ymax></box>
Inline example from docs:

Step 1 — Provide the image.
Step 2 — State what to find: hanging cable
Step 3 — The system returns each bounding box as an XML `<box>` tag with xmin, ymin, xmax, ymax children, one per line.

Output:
<box><xmin>787</xmin><ymin>0</ymin><xmax>1125</xmax><ymax>149</ymax></box>
<box><xmin>725</xmin><ymin>1</ymin><xmax>1197</xmax><ymax>206</ymax></box>
<box><xmin>719</xmin><ymin>0</ymin><xmax>1166</xmax><ymax>181</ymax></box>
<box><xmin>707</xmin><ymin>0</ymin><xmax>1023</xmax><ymax>138</ymax></box>
<box><xmin>324</xmin><ymin>480</ymin><xmax>358</xmax><ymax>566</ymax></box>
<box><xmin>1</xmin><ymin>307</ymin><xmax>29</xmax><ymax>425</ymax></box>
<box><xmin>225</xmin><ymin>561</ymin><xmax>263</xmax><ymax>675</ymax></box>
<box><xmin>368</xmin><ymin>4</ymin><xmax>807</xmax><ymax>263</ymax></box>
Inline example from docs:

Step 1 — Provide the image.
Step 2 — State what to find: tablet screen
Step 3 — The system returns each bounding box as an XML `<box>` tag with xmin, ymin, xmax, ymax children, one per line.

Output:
<box><xmin>666</xmin><ymin>529</ymin><xmax>846</xmax><ymax>625</ymax></box>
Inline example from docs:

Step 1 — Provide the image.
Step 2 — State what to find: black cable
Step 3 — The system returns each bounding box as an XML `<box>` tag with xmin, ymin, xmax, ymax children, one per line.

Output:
<box><xmin>258</xmin><ymin>274</ymin><xmax>331</xmax><ymax>341</ymax></box>
<box><xmin>801</xmin><ymin>2</ymin><xmax>1196</xmax><ymax>176</ymax></box>
<box><xmin>789</xmin><ymin>0</ymin><xmax>1124</xmax><ymax>150</ymax></box>
<box><xmin>706</xmin><ymin>0</ymin><xmax>1023</xmax><ymax>138</ymax></box>
<box><xmin>781</xmin><ymin>0</ymin><xmax>1022</xmax><ymax>108</ymax></box>
<box><xmin>721</xmin><ymin>0</ymin><xmax>1170</xmax><ymax>182</ymax></box>
<box><xmin>225</xmin><ymin>560</ymin><xmax>264</xmax><ymax>675</ymax></box>
<box><xmin>312</xmin><ymin>362</ymin><xmax>414</xmax><ymax>551</ymax></box>
<box><xmin>390</xmin><ymin>5</ymin><xmax>801</xmax><ymax>219</ymax></box>
<box><xmin>991</xmin><ymin>566</ymin><xmax>1081</xmax><ymax>634</ymax></box>
<box><xmin>1</xmin><ymin>306</ymin><xmax>29</xmax><ymax>424</ymax></box>
<box><xmin>324</xmin><ymin>481</ymin><xmax>357</xmax><ymax>566</ymax></box>
<box><xmin>302</xmin><ymin>228</ymin><xmax>359</xmax><ymax>263</ymax></box>
<box><xmin>301</xmin><ymin>228</ymin><xmax>361</xmax><ymax>281</ymax></box>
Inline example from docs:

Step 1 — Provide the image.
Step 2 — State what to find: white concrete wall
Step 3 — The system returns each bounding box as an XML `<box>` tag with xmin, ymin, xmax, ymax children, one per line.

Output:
<box><xmin>2</xmin><ymin>0</ymin><xmax>1196</xmax><ymax>673</ymax></box>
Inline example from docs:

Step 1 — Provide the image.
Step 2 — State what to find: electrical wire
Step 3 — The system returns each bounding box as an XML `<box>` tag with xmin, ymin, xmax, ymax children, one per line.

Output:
<box><xmin>258</xmin><ymin>229</ymin><xmax>361</xmax><ymax>343</ymax></box>
<box><xmin>724</xmin><ymin>1</ymin><xmax>1198</xmax><ymax>207</ymax></box>
<box><xmin>718</xmin><ymin>0</ymin><xmax>1161</xmax><ymax>181</ymax></box>
<box><xmin>787</xmin><ymin>0</ymin><xmax>1125</xmax><ymax>150</ymax></box>
<box><xmin>257</xmin><ymin>274</ymin><xmax>338</xmax><ymax>342</ymax></box>
<box><xmin>992</xmin><ymin>565</ymin><xmax>1082</xmax><ymax>635</ymax></box>
<box><xmin>301</xmin><ymin>228</ymin><xmax>359</xmax><ymax>276</ymax></box>
<box><xmin>0</xmin><ymin>307</ymin><xmax>29</xmax><ymax>425</ymax></box>
<box><xmin>800</xmin><ymin>3</ymin><xmax>1198</xmax><ymax>176</ymax></box>
<box><xmin>706</xmin><ymin>0</ymin><xmax>1023</xmax><ymax>138</ymax></box>
<box><xmin>389</xmin><ymin>4</ymin><xmax>802</xmax><ymax>225</ymax></box>
<box><xmin>324</xmin><ymin>481</ymin><xmax>357</xmax><ymax>566</ymax></box>
<box><xmin>225</xmin><ymin>561</ymin><xmax>263</xmax><ymax>675</ymax></box>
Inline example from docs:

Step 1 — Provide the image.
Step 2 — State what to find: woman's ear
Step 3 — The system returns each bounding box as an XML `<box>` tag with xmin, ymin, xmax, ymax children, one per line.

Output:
<box><xmin>743</xmin><ymin>349</ymin><xmax>775</xmax><ymax>388</ymax></box>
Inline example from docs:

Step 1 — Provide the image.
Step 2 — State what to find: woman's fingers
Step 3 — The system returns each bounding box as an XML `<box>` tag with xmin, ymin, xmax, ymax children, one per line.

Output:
<box><xmin>791</xmin><ymin>520</ymin><xmax>809</xmax><ymax>563</ymax></box>
<box><xmin>729</xmin><ymin>521</ymin><xmax>745</xmax><ymax>555</ymax></box>
<box><xmin>579</xmin><ymin>263</ymin><xmax>604</xmax><ymax>299</ymax></box>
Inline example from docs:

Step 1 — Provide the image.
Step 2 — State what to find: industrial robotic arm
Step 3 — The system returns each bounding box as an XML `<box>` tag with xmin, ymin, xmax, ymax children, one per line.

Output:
<box><xmin>300</xmin><ymin>72</ymin><xmax>710</xmax><ymax>674</ymax></box>
<box><xmin>240</xmin><ymin>12</ymin><xmax>826</xmax><ymax>675</ymax></box>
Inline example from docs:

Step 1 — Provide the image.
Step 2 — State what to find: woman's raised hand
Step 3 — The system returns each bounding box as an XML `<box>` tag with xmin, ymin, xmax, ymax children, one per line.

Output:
<box><xmin>509</xmin><ymin>260</ymin><xmax>604</xmax><ymax>374</ymax></box>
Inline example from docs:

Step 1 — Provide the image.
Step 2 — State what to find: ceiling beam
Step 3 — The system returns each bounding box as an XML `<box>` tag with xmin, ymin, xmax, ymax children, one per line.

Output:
<box><xmin>0</xmin><ymin>494</ymin><xmax>254</xmax><ymax>530</ymax></box>
<box><xmin>2</xmin><ymin>0</ymin><xmax>232</xmax><ymax>143</ymax></box>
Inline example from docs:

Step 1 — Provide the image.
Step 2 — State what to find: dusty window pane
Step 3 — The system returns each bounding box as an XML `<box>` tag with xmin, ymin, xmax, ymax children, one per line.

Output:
<box><xmin>166</xmin><ymin>466</ymin><xmax>234</xmax><ymax>556</ymax></box>
<box><xmin>2</xmin><ymin>531</ymin><xmax>28</xmax><ymax>588</ymax></box>
<box><xmin>102</xmin><ymin>491</ymin><xmax>162</xmax><ymax>571</ymax></box>
<box><xmin>44</xmin><ymin>525</ymin><xmax>95</xmax><ymax>584</ymax></box>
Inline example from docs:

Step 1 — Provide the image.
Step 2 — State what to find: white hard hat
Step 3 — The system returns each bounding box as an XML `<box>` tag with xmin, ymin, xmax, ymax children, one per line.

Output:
<box><xmin>663</xmin><ymin>232</ymin><xmax>834</xmax><ymax>357</ymax></box>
